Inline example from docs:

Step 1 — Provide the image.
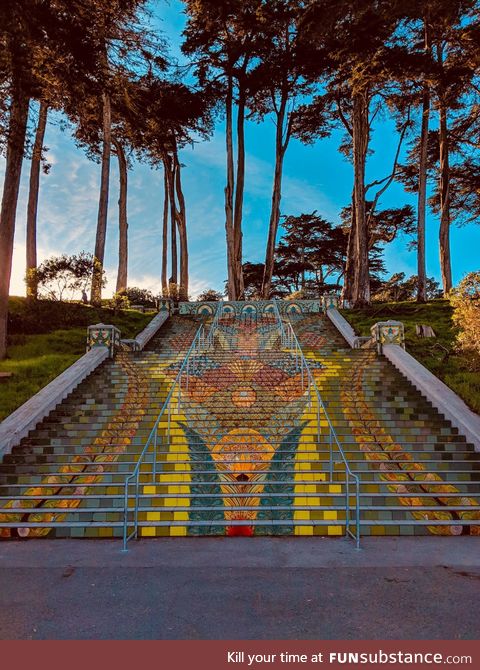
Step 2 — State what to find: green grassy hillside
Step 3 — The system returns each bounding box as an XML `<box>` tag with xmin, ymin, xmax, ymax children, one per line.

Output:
<box><xmin>0</xmin><ymin>298</ymin><xmax>153</xmax><ymax>421</ymax></box>
<box><xmin>341</xmin><ymin>300</ymin><xmax>480</xmax><ymax>414</ymax></box>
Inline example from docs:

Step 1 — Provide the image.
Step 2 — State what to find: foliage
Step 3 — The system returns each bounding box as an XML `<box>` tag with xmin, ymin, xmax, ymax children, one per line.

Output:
<box><xmin>450</xmin><ymin>272</ymin><xmax>480</xmax><ymax>371</ymax></box>
<box><xmin>196</xmin><ymin>289</ymin><xmax>223</xmax><ymax>302</ymax></box>
<box><xmin>372</xmin><ymin>273</ymin><xmax>442</xmax><ymax>302</ymax></box>
<box><xmin>341</xmin><ymin>299</ymin><xmax>480</xmax><ymax>414</ymax></box>
<box><xmin>34</xmin><ymin>253</ymin><xmax>104</xmax><ymax>301</ymax></box>
<box><xmin>108</xmin><ymin>291</ymin><xmax>130</xmax><ymax>311</ymax></box>
<box><xmin>122</xmin><ymin>286</ymin><xmax>156</xmax><ymax>307</ymax></box>
<box><xmin>274</xmin><ymin>212</ymin><xmax>346</xmax><ymax>296</ymax></box>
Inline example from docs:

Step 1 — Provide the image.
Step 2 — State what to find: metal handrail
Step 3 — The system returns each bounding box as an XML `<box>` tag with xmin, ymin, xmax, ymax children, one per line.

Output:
<box><xmin>121</xmin><ymin>303</ymin><xmax>222</xmax><ymax>551</ymax></box>
<box><xmin>272</xmin><ymin>301</ymin><xmax>361</xmax><ymax>548</ymax></box>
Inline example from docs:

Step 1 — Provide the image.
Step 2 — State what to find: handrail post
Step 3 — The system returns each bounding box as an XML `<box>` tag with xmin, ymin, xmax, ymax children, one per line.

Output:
<box><xmin>153</xmin><ymin>426</ymin><xmax>157</xmax><ymax>482</ymax></box>
<box><xmin>346</xmin><ymin>475</ymin><xmax>350</xmax><ymax>538</ymax></box>
<box><xmin>122</xmin><ymin>479</ymin><xmax>129</xmax><ymax>552</ymax></box>
<box><xmin>134</xmin><ymin>470</ymin><xmax>140</xmax><ymax>540</ymax></box>
<box><xmin>329</xmin><ymin>428</ymin><xmax>333</xmax><ymax>481</ymax></box>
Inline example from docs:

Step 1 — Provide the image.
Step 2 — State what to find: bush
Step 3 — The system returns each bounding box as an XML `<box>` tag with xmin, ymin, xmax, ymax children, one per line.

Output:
<box><xmin>123</xmin><ymin>286</ymin><xmax>156</xmax><ymax>307</ymax></box>
<box><xmin>108</xmin><ymin>291</ymin><xmax>130</xmax><ymax>312</ymax></box>
<box><xmin>35</xmin><ymin>252</ymin><xmax>105</xmax><ymax>301</ymax></box>
<box><xmin>196</xmin><ymin>289</ymin><xmax>223</xmax><ymax>302</ymax></box>
<box><xmin>450</xmin><ymin>272</ymin><xmax>480</xmax><ymax>370</ymax></box>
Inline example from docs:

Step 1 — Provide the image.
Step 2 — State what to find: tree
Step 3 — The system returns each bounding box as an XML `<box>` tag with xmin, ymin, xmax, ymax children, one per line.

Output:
<box><xmin>182</xmin><ymin>0</ymin><xmax>264</xmax><ymax>300</ymax></box>
<box><xmin>299</xmin><ymin>0</ymin><xmax>417</xmax><ymax>307</ymax></box>
<box><xmin>35</xmin><ymin>253</ymin><xmax>104</xmax><ymax>302</ymax></box>
<box><xmin>450</xmin><ymin>272</ymin><xmax>480</xmax><ymax>371</ymax></box>
<box><xmin>26</xmin><ymin>100</ymin><xmax>49</xmax><ymax>299</ymax></box>
<box><xmin>0</xmin><ymin>0</ymin><xmax>120</xmax><ymax>358</ymax></box>
<box><xmin>372</xmin><ymin>272</ymin><xmax>442</xmax><ymax>302</ymax></box>
<box><xmin>274</xmin><ymin>212</ymin><xmax>347</xmax><ymax>296</ymax></box>
<box><xmin>196</xmin><ymin>289</ymin><xmax>224</xmax><ymax>302</ymax></box>
<box><xmin>125</xmin><ymin>75</ymin><xmax>212</xmax><ymax>301</ymax></box>
<box><xmin>244</xmin><ymin>1</ymin><xmax>314</xmax><ymax>299</ymax></box>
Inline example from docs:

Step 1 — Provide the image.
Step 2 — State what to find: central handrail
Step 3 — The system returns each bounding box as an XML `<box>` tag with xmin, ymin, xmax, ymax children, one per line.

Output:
<box><xmin>272</xmin><ymin>301</ymin><xmax>361</xmax><ymax>548</ymax></box>
<box><xmin>121</xmin><ymin>303</ymin><xmax>222</xmax><ymax>550</ymax></box>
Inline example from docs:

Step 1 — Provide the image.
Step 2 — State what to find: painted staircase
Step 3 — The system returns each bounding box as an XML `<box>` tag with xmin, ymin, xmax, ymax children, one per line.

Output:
<box><xmin>0</xmin><ymin>308</ymin><xmax>479</xmax><ymax>540</ymax></box>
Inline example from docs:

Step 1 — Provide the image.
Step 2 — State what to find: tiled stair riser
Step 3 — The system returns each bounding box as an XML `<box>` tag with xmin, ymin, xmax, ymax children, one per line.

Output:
<box><xmin>0</xmin><ymin>313</ymin><xmax>479</xmax><ymax>538</ymax></box>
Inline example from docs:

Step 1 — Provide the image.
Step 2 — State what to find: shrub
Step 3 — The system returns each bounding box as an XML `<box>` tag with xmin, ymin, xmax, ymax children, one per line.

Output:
<box><xmin>196</xmin><ymin>289</ymin><xmax>223</xmax><ymax>302</ymax></box>
<box><xmin>35</xmin><ymin>252</ymin><xmax>105</xmax><ymax>301</ymax></box>
<box><xmin>123</xmin><ymin>287</ymin><xmax>156</xmax><ymax>307</ymax></box>
<box><xmin>450</xmin><ymin>272</ymin><xmax>480</xmax><ymax>370</ymax></box>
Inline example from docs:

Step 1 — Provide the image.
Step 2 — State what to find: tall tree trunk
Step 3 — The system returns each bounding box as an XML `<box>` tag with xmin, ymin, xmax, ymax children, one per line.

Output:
<box><xmin>164</xmin><ymin>153</ymin><xmax>178</xmax><ymax>294</ymax></box>
<box><xmin>90</xmin><ymin>92</ymin><xmax>111</xmax><ymax>306</ymax></box>
<box><xmin>262</xmin><ymin>95</ymin><xmax>289</xmax><ymax>299</ymax></box>
<box><xmin>438</xmin><ymin>98</ymin><xmax>452</xmax><ymax>295</ymax></box>
<box><xmin>113</xmin><ymin>137</ymin><xmax>128</xmax><ymax>294</ymax></box>
<box><xmin>26</xmin><ymin>100</ymin><xmax>48</xmax><ymax>300</ymax></box>
<box><xmin>225</xmin><ymin>75</ymin><xmax>236</xmax><ymax>300</ymax></box>
<box><xmin>161</xmin><ymin>167</ymin><xmax>168</xmax><ymax>296</ymax></box>
<box><xmin>233</xmin><ymin>90</ymin><xmax>246</xmax><ymax>299</ymax></box>
<box><xmin>0</xmin><ymin>85</ymin><xmax>30</xmax><ymax>359</ymax></box>
<box><xmin>342</xmin><ymin>189</ymin><xmax>356</xmax><ymax>304</ymax></box>
<box><xmin>417</xmin><ymin>17</ymin><xmax>431</xmax><ymax>303</ymax></box>
<box><xmin>351</xmin><ymin>89</ymin><xmax>370</xmax><ymax>307</ymax></box>
<box><xmin>174</xmin><ymin>150</ymin><xmax>188</xmax><ymax>301</ymax></box>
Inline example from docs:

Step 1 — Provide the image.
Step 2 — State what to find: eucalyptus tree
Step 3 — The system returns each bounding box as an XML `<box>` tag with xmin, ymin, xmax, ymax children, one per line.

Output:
<box><xmin>396</xmin><ymin>0</ymin><xmax>478</xmax><ymax>297</ymax></box>
<box><xmin>298</xmin><ymin>0</ymin><xmax>415</xmax><ymax>307</ymax></box>
<box><xmin>244</xmin><ymin>1</ymin><xmax>319</xmax><ymax>299</ymax></box>
<box><xmin>126</xmin><ymin>75</ymin><xmax>213</xmax><ymax>300</ymax></box>
<box><xmin>0</xmin><ymin>0</ymin><xmax>123</xmax><ymax>358</ymax></box>
<box><xmin>182</xmin><ymin>0</ymin><xmax>264</xmax><ymax>300</ymax></box>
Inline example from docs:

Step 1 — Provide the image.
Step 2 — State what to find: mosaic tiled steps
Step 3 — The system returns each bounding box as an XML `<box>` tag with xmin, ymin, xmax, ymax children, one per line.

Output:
<box><xmin>0</xmin><ymin>316</ymin><xmax>200</xmax><ymax>538</ymax></box>
<box><xmin>290</xmin><ymin>314</ymin><xmax>480</xmax><ymax>536</ymax></box>
<box><xmin>1</xmin><ymin>309</ymin><xmax>479</xmax><ymax>540</ymax></box>
<box><xmin>124</xmin><ymin>313</ymin><xmax>357</xmax><ymax>537</ymax></box>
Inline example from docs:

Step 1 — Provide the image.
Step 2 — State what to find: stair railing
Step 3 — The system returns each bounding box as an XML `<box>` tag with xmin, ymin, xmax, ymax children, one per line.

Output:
<box><xmin>122</xmin><ymin>304</ymin><xmax>222</xmax><ymax>551</ymax></box>
<box><xmin>272</xmin><ymin>301</ymin><xmax>361</xmax><ymax>548</ymax></box>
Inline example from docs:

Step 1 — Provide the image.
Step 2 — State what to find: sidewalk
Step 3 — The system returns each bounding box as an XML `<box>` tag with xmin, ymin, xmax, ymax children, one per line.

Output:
<box><xmin>0</xmin><ymin>537</ymin><xmax>479</xmax><ymax>639</ymax></box>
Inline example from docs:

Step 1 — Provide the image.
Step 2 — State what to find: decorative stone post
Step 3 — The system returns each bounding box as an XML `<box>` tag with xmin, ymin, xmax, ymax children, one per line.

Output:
<box><xmin>321</xmin><ymin>293</ymin><xmax>340</xmax><ymax>313</ymax></box>
<box><xmin>371</xmin><ymin>320</ymin><xmax>405</xmax><ymax>354</ymax></box>
<box><xmin>158</xmin><ymin>298</ymin><xmax>173</xmax><ymax>314</ymax></box>
<box><xmin>87</xmin><ymin>323</ymin><xmax>121</xmax><ymax>358</ymax></box>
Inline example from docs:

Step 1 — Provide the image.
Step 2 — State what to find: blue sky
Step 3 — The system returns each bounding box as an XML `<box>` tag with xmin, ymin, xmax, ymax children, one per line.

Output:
<box><xmin>2</xmin><ymin>0</ymin><xmax>479</xmax><ymax>298</ymax></box>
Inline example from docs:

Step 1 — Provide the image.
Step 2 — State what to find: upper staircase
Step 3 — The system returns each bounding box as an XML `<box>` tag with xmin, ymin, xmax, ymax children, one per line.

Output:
<box><xmin>0</xmin><ymin>305</ymin><xmax>479</xmax><ymax>541</ymax></box>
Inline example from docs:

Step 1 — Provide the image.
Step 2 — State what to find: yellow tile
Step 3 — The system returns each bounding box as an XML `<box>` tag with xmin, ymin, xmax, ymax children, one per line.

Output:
<box><xmin>143</xmin><ymin>486</ymin><xmax>156</xmax><ymax>495</ymax></box>
<box><xmin>146</xmin><ymin>512</ymin><xmax>161</xmax><ymax>521</ymax></box>
<box><xmin>327</xmin><ymin>525</ymin><xmax>343</xmax><ymax>536</ymax></box>
<box><xmin>295</xmin><ymin>525</ymin><xmax>313</xmax><ymax>536</ymax></box>
<box><xmin>174</xmin><ymin>512</ymin><xmax>189</xmax><ymax>521</ymax></box>
<box><xmin>141</xmin><ymin>527</ymin><xmax>156</xmax><ymax>537</ymax></box>
<box><xmin>170</xmin><ymin>526</ymin><xmax>187</xmax><ymax>536</ymax></box>
<box><xmin>329</xmin><ymin>485</ymin><xmax>341</xmax><ymax>493</ymax></box>
<box><xmin>294</xmin><ymin>510</ymin><xmax>310</xmax><ymax>520</ymax></box>
<box><xmin>324</xmin><ymin>511</ymin><xmax>337</xmax><ymax>520</ymax></box>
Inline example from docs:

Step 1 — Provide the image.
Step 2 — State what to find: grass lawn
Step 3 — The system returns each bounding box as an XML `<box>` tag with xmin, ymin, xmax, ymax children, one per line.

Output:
<box><xmin>0</xmin><ymin>299</ymin><xmax>153</xmax><ymax>421</ymax></box>
<box><xmin>340</xmin><ymin>299</ymin><xmax>480</xmax><ymax>415</ymax></box>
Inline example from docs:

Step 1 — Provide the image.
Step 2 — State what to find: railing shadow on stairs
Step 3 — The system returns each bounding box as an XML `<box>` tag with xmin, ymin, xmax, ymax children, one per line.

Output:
<box><xmin>122</xmin><ymin>304</ymin><xmax>224</xmax><ymax>551</ymax></box>
<box><xmin>272</xmin><ymin>301</ymin><xmax>361</xmax><ymax>549</ymax></box>
<box><xmin>122</xmin><ymin>301</ymin><xmax>360</xmax><ymax>551</ymax></box>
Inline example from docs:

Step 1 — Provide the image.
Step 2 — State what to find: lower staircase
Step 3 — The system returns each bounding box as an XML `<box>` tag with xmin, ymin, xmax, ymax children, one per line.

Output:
<box><xmin>0</xmin><ymin>306</ymin><xmax>479</xmax><ymax>541</ymax></box>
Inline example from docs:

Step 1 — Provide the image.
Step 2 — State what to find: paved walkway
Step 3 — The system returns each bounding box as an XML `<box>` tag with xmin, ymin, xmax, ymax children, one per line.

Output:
<box><xmin>0</xmin><ymin>537</ymin><xmax>479</xmax><ymax>639</ymax></box>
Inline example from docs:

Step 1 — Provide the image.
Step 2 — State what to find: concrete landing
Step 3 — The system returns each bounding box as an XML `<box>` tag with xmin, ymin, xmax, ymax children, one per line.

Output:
<box><xmin>0</xmin><ymin>537</ymin><xmax>479</xmax><ymax>640</ymax></box>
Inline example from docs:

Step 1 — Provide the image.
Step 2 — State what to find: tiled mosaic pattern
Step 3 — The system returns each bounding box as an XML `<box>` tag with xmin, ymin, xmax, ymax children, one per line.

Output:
<box><xmin>179</xmin><ymin>299</ymin><xmax>321</xmax><ymax>316</ymax></box>
<box><xmin>0</xmin><ymin>309</ymin><xmax>479</xmax><ymax>539</ymax></box>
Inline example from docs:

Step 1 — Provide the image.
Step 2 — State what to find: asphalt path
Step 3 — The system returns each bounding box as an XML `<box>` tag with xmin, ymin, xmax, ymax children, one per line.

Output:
<box><xmin>0</xmin><ymin>537</ymin><xmax>479</xmax><ymax>640</ymax></box>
